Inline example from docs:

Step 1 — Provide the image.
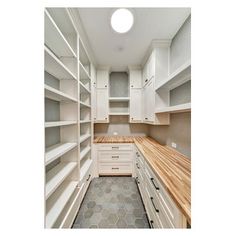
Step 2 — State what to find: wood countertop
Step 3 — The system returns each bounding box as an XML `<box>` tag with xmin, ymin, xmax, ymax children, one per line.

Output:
<box><xmin>94</xmin><ymin>136</ymin><xmax>135</xmax><ymax>143</ymax></box>
<box><xmin>94</xmin><ymin>136</ymin><xmax>191</xmax><ymax>223</ymax></box>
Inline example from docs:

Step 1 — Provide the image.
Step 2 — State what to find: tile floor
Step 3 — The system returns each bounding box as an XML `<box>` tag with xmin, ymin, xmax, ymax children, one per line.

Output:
<box><xmin>72</xmin><ymin>177</ymin><xmax>150</xmax><ymax>228</ymax></box>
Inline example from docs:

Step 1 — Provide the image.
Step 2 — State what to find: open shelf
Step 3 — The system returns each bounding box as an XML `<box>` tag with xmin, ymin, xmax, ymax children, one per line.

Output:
<box><xmin>109</xmin><ymin>113</ymin><xmax>130</xmax><ymax>116</ymax></box>
<box><xmin>80</xmin><ymin>120</ymin><xmax>91</xmax><ymax>124</ymax></box>
<box><xmin>80</xmin><ymin>146</ymin><xmax>91</xmax><ymax>161</ymax></box>
<box><xmin>46</xmin><ymin>181</ymin><xmax>77</xmax><ymax>228</ymax></box>
<box><xmin>45</xmin><ymin>121</ymin><xmax>77</xmax><ymax>128</ymax></box>
<box><xmin>80</xmin><ymin>159</ymin><xmax>92</xmax><ymax>182</ymax></box>
<box><xmin>79</xmin><ymin>62</ymin><xmax>91</xmax><ymax>81</ymax></box>
<box><xmin>80</xmin><ymin>81</ymin><xmax>91</xmax><ymax>94</ymax></box>
<box><xmin>80</xmin><ymin>134</ymin><xmax>91</xmax><ymax>143</ymax></box>
<box><xmin>155</xmin><ymin>102</ymin><xmax>191</xmax><ymax>114</ymax></box>
<box><xmin>156</xmin><ymin>60</ymin><xmax>191</xmax><ymax>91</ymax></box>
<box><xmin>80</xmin><ymin>101</ymin><xmax>91</xmax><ymax>108</ymax></box>
<box><xmin>45</xmin><ymin>143</ymin><xmax>77</xmax><ymax>166</ymax></box>
<box><xmin>109</xmin><ymin>97</ymin><xmax>130</xmax><ymax>102</ymax></box>
<box><xmin>44</xmin><ymin>46</ymin><xmax>77</xmax><ymax>80</ymax></box>
<box><xmin>44</xmin><ymin>9</ymin><xmax>76</xmax><ymax>58</ymax></box>
<box><xmin>45</xmin><ymin>85</ymin><xmax>77</xmax><ymax>102</ymax></box>
<box><xmin>46</xmin><ymin>162</ymin><xmax>77</xmax><ymax>200</ymax></box>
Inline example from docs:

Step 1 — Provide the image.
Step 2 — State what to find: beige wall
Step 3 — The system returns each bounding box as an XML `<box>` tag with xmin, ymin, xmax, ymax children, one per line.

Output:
<box><xmin>148</xmin><ymin>112</ymin><xmax>191</xmax><ymax>157</ymax></box>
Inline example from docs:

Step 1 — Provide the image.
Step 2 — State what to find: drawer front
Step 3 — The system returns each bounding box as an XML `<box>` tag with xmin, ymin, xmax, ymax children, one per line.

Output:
<box><xmin>99</xmin><ymin>163</ymin><xmax>132</xmax><ymax>175</ymax></box>
<box><xmin>97</xmin><ymin>144</ymin><xmax>133</xmax><ymax>151</ymax></box>
<box><xmin>98</xmin><ymin>152</ymin><xmax>133</xmax><ymax>163</ymax></box>
<box><xmin>134</xmin><ymin>150</ymin><xmax>144</xmax><ymax>165</ymax></box>
<box><xmin>145</xmin><ymin>179</ymin><xmax>174</xmax><ymax>228</ymax></box>
<box><xmin>145</xmin><ymin>163</ymin><xmax>181</xmax><ymax>227</ymax></box>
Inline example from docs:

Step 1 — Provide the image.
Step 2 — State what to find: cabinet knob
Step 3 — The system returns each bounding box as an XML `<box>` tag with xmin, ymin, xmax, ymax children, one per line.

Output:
<box><xmin>105</xmin><ymin>117</ymin><xmax>107</xmax><ymax>120</ymax></box>
<box><xmin>105</xmin><ymin>85</ymin><xmax>107</xmax><ymax>88</ymax></box>
<box><xmin>131</xmin><ymin>85</ymin><xmax>133</xmax><ymax>88</ymax></box>
<box><xmin>131</xmin><ymin>117</ymin><xmax>133</xmax><ymax>120</ymax></box>
<box><xmin>145</xmin><ymin>79</ymin><xmax>148</xmax><ymax>82</ymax></box>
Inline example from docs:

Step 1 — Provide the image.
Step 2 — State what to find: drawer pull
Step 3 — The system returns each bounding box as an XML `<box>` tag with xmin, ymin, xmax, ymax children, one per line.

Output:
<box><xmin>150</xmin><ymin>177</ymin><xmax>159</xmax><ymax>190</ymax></box>
<box><xmin>136</xmin><ymin>163</ymin><xmax>140</xmax><ymax>169</ymax></box>
<box><xmin>112</xmin><ymin>156</ymin><xmax>119</xmax><ymax>158</ymax></box>
<box><xmin>112</xmin><ymin>146</ymin><xmax>119</xmax><ymax>149</ymax></box>
<box><xmin>86</xmin><ymin>174</ymin><xmax>91</xmax><ymax>181</ymax></box>
<box><xmin>135</xmin><ymin>177</ymin><xmax>140</xmax><ymax>184</ymax></box>
<box><xmin>112</xmin><ymin>167</ymin><xmax>119</xmax><ymax>170</ymax></box>
<box><xmin>150</xmin><ymin>220</ymin><xmax>154</xmax><ymax>228</ymax></box>
<box><xmin>150</xmin><ymin>197</ymin><xmax>159</xmax><ymax>213</ymax></box>
<box><xmin>136</xmin><ymin>152</ymin><xmax>140</xmax><ymax>157</ymax></box>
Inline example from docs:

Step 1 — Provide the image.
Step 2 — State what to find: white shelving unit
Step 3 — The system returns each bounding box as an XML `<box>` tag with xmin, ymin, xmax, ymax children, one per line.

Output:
<box><xmin>45</xmin><ymin>85</ymin><xmax>77</xmax><ymax>102</ymax></box>
<box><xmin>155</xmin><ymin>102</ymin><xmax>191</xmax><ymax>113</ymax></box>
<box><xmin>46</xmin><ymin>162</ymin><xmax>77</xmax><ymax>199</ymax></box>
<box><xmin>45</xmin><ymin>143</ymin><xmax>77</xmax><ymax>166</ymax></box>
<box><xmin>109</xmin><ymin>97</ymin><xmax>130</xmax><ymax>102</ymax></box>
<box><xmin>80</xmin><ymin>134</ymin><xmax>91</xmax><ymax>143</ymax></box>
<box><xmin>45</xmin><ymin>121</ymin><xmax>77</xmax><ymax>128</ymax></box>
<box><xmin>80</xmin><ymin>146</ymin><xmax>91</xmax><ymax>161</ymax></box>
<box><xmin>109</xmin><ymin>112</ymin><xmax>129</xmax><ymax>116</ymax></box>
<box><xmin>80</xmin><ymin>159</ymin><xmax>92</xmax><ymax>182</ymax></box>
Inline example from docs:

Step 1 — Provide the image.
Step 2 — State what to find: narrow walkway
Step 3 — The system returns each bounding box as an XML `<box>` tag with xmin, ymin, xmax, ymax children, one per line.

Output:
<box><xmin>72</xmin><ymin>177</ymin><xmax>150</xmax><ymax>228</ymax></box>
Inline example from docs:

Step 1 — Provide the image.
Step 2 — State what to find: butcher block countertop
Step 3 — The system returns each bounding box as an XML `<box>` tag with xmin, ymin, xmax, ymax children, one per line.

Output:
<box><xmin>94</xmin><ymin>136</ymin><xmax>191</xmax><ymax>223</ymax></box>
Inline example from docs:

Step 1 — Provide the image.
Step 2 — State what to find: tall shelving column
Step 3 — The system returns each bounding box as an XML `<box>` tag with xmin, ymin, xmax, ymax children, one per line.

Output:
<box><xmin>44</xmin><ymin>8</ymin><xmax>81</xmax><ymax>228</ymax></box>
<box><xmin>78</xmin><ymin>38</ymin><xmax>93</xmax><ymax>187</ymax></box>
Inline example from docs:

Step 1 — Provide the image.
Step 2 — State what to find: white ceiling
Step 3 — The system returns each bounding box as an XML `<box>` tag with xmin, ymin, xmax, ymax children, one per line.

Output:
<box><xmin>78</xmin><ymin>8</ymin><xmax>190</xmax><ymax>71</ymax></box>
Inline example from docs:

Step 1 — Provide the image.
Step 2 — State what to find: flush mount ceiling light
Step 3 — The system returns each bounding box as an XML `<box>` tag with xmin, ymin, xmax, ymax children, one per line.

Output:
<box><xmin>111</xmin><ymin>8</ymin><xmax>134</xmax><ymax>33</ymax></box>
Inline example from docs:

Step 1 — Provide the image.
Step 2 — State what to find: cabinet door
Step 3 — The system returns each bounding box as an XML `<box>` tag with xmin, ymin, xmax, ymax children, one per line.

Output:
<box><xmin>130</xmin><ymin>88</ymin><xmax>142</xmax><ymax>122</ymax></box>
<box><xmin>148</xmin><ymin>51</ymin><xmax>156</xmax><ymax>80</ymax></box>
<box><xmin>96</xmin><ymin>70</ymin><xmax>109</xmax><ymax>88</ymax></box>
<box><xmin>129</xmin><ymin>70</ymin><xmax>142</xmax><ymax>88</ymax></box>
<box><xmin>143</xmin><ymin>83</ymin><xmax>148</xmax><ymax>122</ymax></box>
<box><xmin>146</xmin><ymin>78</ymin><xmax>155</xmax><ymax>122</ymax></box>
<box><xmin>96</xmin><ymin>88</ymin><xmax>109</xmax><ymax>122</ymax></box>
<box><xmin>142</xmin><ymin>63</ymin><xmax>148</xmax><ymax>87</ymax></box>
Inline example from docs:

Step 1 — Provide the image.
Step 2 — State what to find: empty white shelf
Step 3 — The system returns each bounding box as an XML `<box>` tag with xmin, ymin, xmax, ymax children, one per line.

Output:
<box><xmin>155</xmin><ymin>103</ymin><xmax>191</xmax><ymax>114</ymax></box>
<box><xmin>44</xmin><ymin>10</ymin><xmax>76</xmax><ymax>58</ymax></box>
<box><xmin>46</xmin><ymin>181</ymin><xmax>77</xmax><ymax>228</ymax></box>
<box><xmin>46</xmin><ymin>162</ymin><xmax>77</xmax><ymax>200</ymax></box>
<box><xmin>45</xmin><ymin>143</ymin><xmax>77</xmax><ymax>166</ymax></box>
<box><xmin>156</xmin><ymin>60</ymin><xmax>191</xmax><ymax>91</ymax></box>
<box><xmin>80</xmin><ymin>101</ymin><xmax>91</xmax><ymax>108</ymax></box>
<box><xmin>80</xmin><ymin>120</ymin><xmax>91</xmax><ymax>124</ymax></box>
<box><xmin>45</xmin><ymin>121</ymin><xmax>77</xmax><ymax>128</ymax></box>
<box><xmin>109</xmin><ymin>113</ymin><xmax>129</xmax><ymax>115</ymax></box>
<box><xmin>109</xmin><ymin>97</ymin><xmax>130</xmax><ymax>102</ymax></box>
<box><xmin>45</xmin><ymin>85</ymin><xmax>77</xmax><ymax>102</ymax></box>
<box><xmin>80</xmin><ymin>81</ymin><xmax>91</xmax><ymax>94</ymax></box>
<box><xmin>80</xmin><ymin>134</ymin><xmax>91</xmax><ymax>143</ymax></box>
<box><xmin>80</xmin><ymin>146</ymin><xmax>91</xmax><ymax>161</ymax></box>
<box><xmin>80</xmin><ymin>159</ymin><xmax>92</xmax><ymax>182</ymax></box>
<box><xmin>45</xmin><ymin>46</ymin><xmax>77</xmax><ymax>80</ymax></box>
<box><xmin>79</xmin><ymin>62</ymin><xmax>91</xmax><ymax>80</ymax></box>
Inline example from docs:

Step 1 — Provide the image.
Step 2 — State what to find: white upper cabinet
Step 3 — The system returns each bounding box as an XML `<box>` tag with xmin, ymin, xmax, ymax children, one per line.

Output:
<box><xmin>96</xmin><ymin>70</ymin><xmax>109</xmax><ymax>88</ymax></box>
<box><xmin>129</xmin><ymin>70</ymin><xmax>142</xmax><ymax>88</ymax></box>
<box><xmin>130</xmin><ymin>89</ymin><xmax>142</xmax><ymax>123</ymax></box>
<box><xmin>96</xmin><ymin>89</ymin><xmax>109</xmax><ymax>122</ymax></box>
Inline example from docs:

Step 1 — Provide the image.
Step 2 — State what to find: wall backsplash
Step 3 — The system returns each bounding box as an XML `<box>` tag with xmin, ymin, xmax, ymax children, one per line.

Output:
<box><xmin>148</xmin><ymin>112</ymin><xmax>191</xmax><ymax>157</ymax></box>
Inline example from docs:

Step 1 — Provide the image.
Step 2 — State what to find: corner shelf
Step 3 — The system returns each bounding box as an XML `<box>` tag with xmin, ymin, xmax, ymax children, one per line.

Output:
<box><xmin>80</xmin><ymin>146</ymin><xmax>91</xmax><ymax>161</ymax></box>
<box><xmin>45</xmin><ymin>85</ymin><xmax>77</xmax><ymax>102</ymax></box>
<box><xmin>45</xmin><ymin>9</ymin><xmax>77</xmax><ymax>58</ymax></box>
<box><xmin>80</xmin><ymin>159</ymin><xmax>92</xmax><ymax>182</ymax></box>
<box><xmin>155</xmin><ymin>60</ymin><xmax>191</xmax><ymax>91</ymax></box>
<box><xmin>46</xmin><ymin>162</ymin><xmax>77</xmax><ymax>200</ymax></box>
<box><xmin>80</xmin><ymin>134</ymin><xmax>91</xmax><ymax>143</ymax></box>
<box><xmin>155</xmin><ymin>102</ymin><xmax>191</xmax><ymax>114</ymax></box>
<box><xmin>46</xmin><ymin>181</ymin><xmax>77</xmax><ymax>228</ymax></box>
<box><xmin>109</xmin><ymin>97</ymin><xmax>130</xmax><ymax>102</ymax></box>
<box><xmin>45</xmin><ymin>143</ymin><xmax>77</xmax><ymax>166</ymax></box>
<box><xmin>44</xmin><ymin>46</ymin><xmax>77</xmax><ymax>80</ymax></box>
<box><xmin>45</xmin><ymin>121</ymin><xmax>77</xmax><ymax>128</ymax></box>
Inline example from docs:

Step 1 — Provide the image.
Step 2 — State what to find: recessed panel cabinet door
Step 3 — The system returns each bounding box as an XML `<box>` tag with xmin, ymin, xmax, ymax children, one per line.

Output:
<box><xmin>130</xmin><ymin>88</ymin><xmax>142</xmax><ymax>123</ymax></box>
<box><xmin>96</xmin><ymin>70</ymin><xmax>109</xmax><ymax>88</ymax></box>
<box><xmin>96</xmin><ymin>88</ymin><xmax>109</xmax><ymax>122</ymax></box>
<box><xmin>147</xmin><ymin>78</ymin><xmax>155</xmax><ymax>122</ymax></box>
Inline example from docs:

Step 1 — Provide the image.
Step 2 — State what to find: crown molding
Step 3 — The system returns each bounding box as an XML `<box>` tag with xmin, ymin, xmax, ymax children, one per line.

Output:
<box><xmin>141</xmin><ymin>39</ymin><xmax>171</xmax><ymax>67</ymax></box>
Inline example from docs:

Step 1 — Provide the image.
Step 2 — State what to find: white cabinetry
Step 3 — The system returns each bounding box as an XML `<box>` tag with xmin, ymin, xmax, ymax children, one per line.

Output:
<box><xmin>129</xmin><ymin>89</ymin><xmax>142</xmax><ymax>123</ymax></box>
<box><xmin>96</xmin><ymin>144</ymin><xmax>133</xmax><ymax>175</ymax></box>
<box><xmin>96</xmin><ymin>70</ymin><xmax>109</xmax><ymax>88</ymax></box>
<box><xmin>129</xmin><ymin>69</ymin><xmax>142</xmax><ymax>88</ymax></box>
<box><xmin>95</xmin><ymin>88</ymin><xmax>109</xmax><ymax>123</ymax></box>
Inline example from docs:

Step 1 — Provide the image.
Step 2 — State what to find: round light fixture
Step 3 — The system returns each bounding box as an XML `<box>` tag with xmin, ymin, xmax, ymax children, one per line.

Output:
<box><xmin>111</xmin><ymin>8</ymin><xmax>134</xmax><ymax>33</ymax></box>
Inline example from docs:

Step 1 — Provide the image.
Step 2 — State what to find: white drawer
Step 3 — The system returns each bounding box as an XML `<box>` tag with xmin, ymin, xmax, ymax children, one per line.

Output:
<box><xmin>145</xmin><ymin>163</ymin><xmax>181</xmax><ymax>227</ymax></box>
<box><xmin>99</xmin><ymin>163</ymin><xmax>132</xmax><ymax>175</ymax></box>
<box><xmin>98</xmin><ymin>152</ymin><xmax>133</xmax><ymax>162</ymax></box>
<box><xmin>145</xmin><ymin>179</ymin><xmax>174</xmax><ymax>228</ymax></box>
<box><xmin>97</xmin><ymin>143</ymin><xmax>133</xmax><ymax>151</ymax></box>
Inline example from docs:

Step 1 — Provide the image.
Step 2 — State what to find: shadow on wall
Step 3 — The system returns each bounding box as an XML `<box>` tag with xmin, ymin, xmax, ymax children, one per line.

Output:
<box><xmin>148</xmin><ymin>112</ymin><xmax>191</xmax><ymax>157</ymax></box>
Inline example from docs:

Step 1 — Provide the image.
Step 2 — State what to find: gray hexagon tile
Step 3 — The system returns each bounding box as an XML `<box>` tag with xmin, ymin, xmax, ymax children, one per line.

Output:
<box><xmin>72</xmin><ymin>177</ymin><xmax>150</xmax><ymax>228</ymax></box>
